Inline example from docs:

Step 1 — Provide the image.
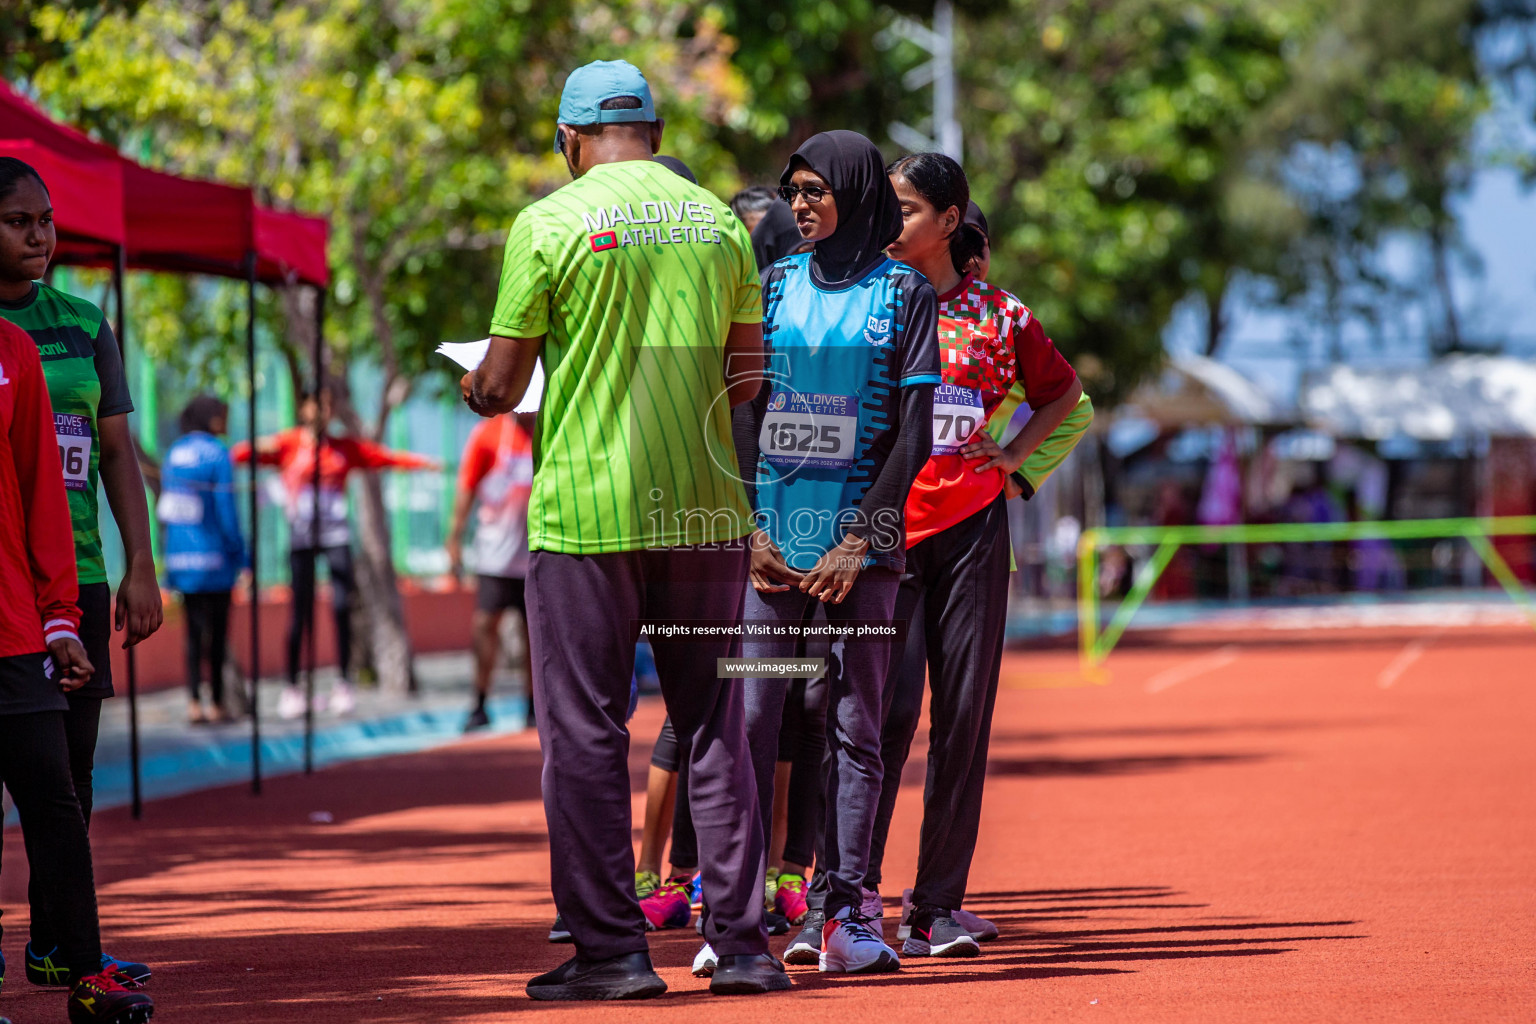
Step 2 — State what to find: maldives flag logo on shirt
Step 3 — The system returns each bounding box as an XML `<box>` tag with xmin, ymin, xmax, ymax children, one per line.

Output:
<box><xmin>590</xmin><ymin>230</ymin><xmax>619</xmax><ymax>252</ymax></box>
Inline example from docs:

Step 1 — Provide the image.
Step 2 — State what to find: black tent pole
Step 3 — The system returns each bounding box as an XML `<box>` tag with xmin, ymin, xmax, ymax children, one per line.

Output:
<box><xmin>246</xmin><ymin>251</ymin><xmax>262</xmax><ymax>796</ymax></box>
<box><xmin>114</xmin><ymin>244</ymin><xmax>142</xmax><ymax>821</ymax></box>
<box><xmin>304</xmin><ymin>285</ymin><xmax>324</xmax><ymax>774</ymax></box>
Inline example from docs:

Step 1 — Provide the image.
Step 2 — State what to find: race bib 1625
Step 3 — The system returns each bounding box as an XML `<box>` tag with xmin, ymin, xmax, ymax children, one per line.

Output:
<box><xmin>760</xmin><ymin>391</ymin><xmax>859</xmax><ymax>470</ymax></box>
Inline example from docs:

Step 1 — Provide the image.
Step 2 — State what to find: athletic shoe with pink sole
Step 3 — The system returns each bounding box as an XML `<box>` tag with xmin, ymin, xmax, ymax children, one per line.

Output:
<box><xmin>640</xmin><ymin>874</ymin><xmax>693</xmax><ymax>930</ymax></box>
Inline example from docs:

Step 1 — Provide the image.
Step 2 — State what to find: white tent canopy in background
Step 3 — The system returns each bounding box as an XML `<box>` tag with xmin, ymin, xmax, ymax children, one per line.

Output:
<box><xmin>1303</xmin><ymin>356</ymin><xmax>1536</xmax><ymax>441</ymax></box>
<box><xmin>1120</xmin><ymin>353</ymin><xmax>1283</xmax><ymax>428</ymax></box>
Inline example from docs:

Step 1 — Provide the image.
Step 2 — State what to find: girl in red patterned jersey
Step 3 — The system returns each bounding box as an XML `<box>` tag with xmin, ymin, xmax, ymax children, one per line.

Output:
<box><xmin>869</xmin><ymin>153</ymin><xmax>1085</xmax><ymax>958</ymax></box>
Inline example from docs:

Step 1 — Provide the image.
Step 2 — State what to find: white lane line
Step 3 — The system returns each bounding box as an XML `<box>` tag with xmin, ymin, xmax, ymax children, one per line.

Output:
<box><xmin>1376</xmin><ymin>640</ymin><xmax>1427</xmax><ymax>689</ymax></box>
<box><xmin>1144</xmin><ymin>646</ymin><xmax>1241</xmax><ymax>694</ymax></box>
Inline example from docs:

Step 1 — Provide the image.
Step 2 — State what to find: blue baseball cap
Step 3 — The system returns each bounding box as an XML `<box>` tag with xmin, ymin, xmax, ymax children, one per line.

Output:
<box><xmin>555</xmin><ymin>60</ymin><xmax>657</xmax><ymax>152</ymax></box>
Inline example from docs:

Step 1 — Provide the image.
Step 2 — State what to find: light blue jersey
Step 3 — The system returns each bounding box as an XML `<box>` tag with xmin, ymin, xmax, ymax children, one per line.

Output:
<box><xmin>739</xmin><ymin>253</ymin><xmax>940</xmax><ymax>570</ymax></box>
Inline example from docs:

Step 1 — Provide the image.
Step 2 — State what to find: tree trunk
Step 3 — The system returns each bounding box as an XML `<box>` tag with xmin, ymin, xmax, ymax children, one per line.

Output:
<box><xmin>1202</xmin><ymin>269</ymin><xmax>1229</xmax><ymax>358</ymax></box>
<box><xmin>1429</xmin><ymin>223</ymin><xmax>1463</xmax><ymax>354</ymax></box>
<box><xmin>278</xmin><ymin>285</ymin><xmax>417</xmax><ymax>697</ymax></box>
<box><xmin>326</xmin><ymin>369</ymin><xmax>416</xmax><ymax>696</ymax></box>
<box><xmin>350</xmin><ymin>465</ymin><xmax>416</xmax><ymax>695</ymax></box>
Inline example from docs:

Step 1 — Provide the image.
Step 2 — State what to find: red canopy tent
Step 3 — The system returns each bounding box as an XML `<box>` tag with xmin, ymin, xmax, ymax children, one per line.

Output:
<box><xmin>2</xmin><ymin>78</ymin><xmax>331</xmax><ymax>804</ymax></box>
<box><xmin>0</xmin><ymin>137</ymin><xmax>123</xmax><ymax>259</ymax></box>
<box><xmin>0</xmin><ymin>81</ymin><xmax>327</xmax><ymax>286</ymax></box>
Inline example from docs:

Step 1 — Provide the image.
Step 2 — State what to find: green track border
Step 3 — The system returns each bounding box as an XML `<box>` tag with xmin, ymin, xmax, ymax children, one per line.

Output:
<box><xmin>1077</xmin><ymin>516</ymin><xmax>1536</xmax><ymax>667</ymax></box>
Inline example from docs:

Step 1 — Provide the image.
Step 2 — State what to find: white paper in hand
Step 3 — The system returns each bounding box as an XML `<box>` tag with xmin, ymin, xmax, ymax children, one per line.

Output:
<box><xmin>437</xmin><ymin>338</ymin><xmax>544</xmax><ymax>413</ymax></box>
<box><xmin>436</xmin><ymin>339</ymin><xmax>490</xmax><ymax>372</ymax></box>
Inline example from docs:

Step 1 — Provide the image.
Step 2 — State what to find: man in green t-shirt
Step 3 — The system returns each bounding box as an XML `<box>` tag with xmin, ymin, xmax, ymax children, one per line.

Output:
<box><xmin>463</xmin><ymin>60</ymin><xmax>787</xmax><ymax>999</ymax></box>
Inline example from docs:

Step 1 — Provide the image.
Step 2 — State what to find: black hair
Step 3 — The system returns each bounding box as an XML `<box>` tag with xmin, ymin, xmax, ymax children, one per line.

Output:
<box><xmin>180</xmin><ymin>394</ymin><xmax>229</xmax><ymax>434</ymax></box>
<box><xmin>0</xmin><ymin>157</ymin><xmax>48</xmax><ymax>204</ymax></box>
<box><xmin>887</xmin><ymin>152</ymin><xmax>985</xmax><ymax>276</ymax></box>
<box><xmin>730</xmin><ymin>185</ymin><xmax>778</xmax><ymax>221</ymax></box>
<box><xmin>298</xmin><ymin>384</ymin><xmax>333</xmax><ymax>405</ymax></box>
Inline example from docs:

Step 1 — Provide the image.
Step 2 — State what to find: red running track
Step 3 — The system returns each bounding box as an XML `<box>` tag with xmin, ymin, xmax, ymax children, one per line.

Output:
<box><xmin>4</xmin><ymin>629</ymin><xmax>1535</xmax><ymax>1021</ymax></box>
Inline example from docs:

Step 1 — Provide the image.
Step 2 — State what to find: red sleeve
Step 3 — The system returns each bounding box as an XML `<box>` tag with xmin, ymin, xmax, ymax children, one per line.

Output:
<box><xmin>345</xmin><ymin>436</ymin><xmax>435</xmax><ymax>472</ymax></box>
<box><xmin>457</xmin><ymin>420</ymin><xmax>498</xmax><ymax>493</ymax></box>
<box><xmin>7</xmin><ymin>327</ymin><xmax>80</xmax><ymax>642</ymax></box>
<box><xmin>231</xmin><ymin>428</ymin><xmax>294</xmax><ymax>467</ymax></box>
<box><xmin>1013</xmin><ymin>310</ymin><xmax>1077</xmax><ymax>409</ymax></box>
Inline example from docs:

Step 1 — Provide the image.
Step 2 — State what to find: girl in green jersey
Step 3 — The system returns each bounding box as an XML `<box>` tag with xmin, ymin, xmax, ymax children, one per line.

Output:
<box><xmin>0</xmin><ymin>156</ymin><xmax>160</xmax><ymax>996</ymax></box>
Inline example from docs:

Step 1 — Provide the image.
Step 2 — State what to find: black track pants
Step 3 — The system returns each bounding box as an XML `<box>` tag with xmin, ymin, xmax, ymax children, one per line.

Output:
<box><xmin>868</xmin><ymin>495</ymin><xmax>1010</xmax><ymax>911</ymax></box>
<box><xmin>0</xmin><ymin>710</ymin><xmax>103</xmax><ymax>979</ymax></box>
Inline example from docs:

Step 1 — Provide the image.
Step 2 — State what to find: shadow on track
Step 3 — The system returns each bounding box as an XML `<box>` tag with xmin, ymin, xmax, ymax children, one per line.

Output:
<box><xmin>985</xmin><ymin>752</ymin><xmax>1268</xmax><ymax>777</ymax></box>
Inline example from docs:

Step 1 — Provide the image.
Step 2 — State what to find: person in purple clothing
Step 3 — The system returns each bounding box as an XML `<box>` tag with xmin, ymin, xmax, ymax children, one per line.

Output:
<box><xmin>158</xmin><ymin>395</ymin><xmax>247</xmax><ymax>724</ymax></box>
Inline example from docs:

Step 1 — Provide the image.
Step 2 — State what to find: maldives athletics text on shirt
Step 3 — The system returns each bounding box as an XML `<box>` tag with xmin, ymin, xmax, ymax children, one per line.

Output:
<box><xmin>0</xmin><ymin>282</ymin><xmax>134</xmax><ymax>585</ymax></box>
<box><xmin>489</xmin><ymin>159</ymin><xmax>761</xmax><ymax>554</ymax></box>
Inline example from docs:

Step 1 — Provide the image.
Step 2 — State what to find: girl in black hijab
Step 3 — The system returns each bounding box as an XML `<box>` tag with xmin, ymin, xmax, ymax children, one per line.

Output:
<box><xmin>780</xmin><ymin>130</ymin><xmax>905</xmax><ymax>288</ymax></box>
<box><xmin>728</xmin><ymin>130</ymin><xmax>940</xmax><ymax>976</ymax></box>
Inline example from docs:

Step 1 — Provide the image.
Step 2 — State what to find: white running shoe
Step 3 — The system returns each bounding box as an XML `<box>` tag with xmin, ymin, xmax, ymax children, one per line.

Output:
<box><xmin>819</xmin><ymin>906</ymin><xmax>899</xmax><ymax>974</ymax></box>
<box><xmin>692</xmin><ymin>942</ymin><xmax>717</xmax><ymax>978</ymax></box>
<box><xmin>277</xmin><ymin>685</ymin><xmax>306</xmax><ymax>720</ymax></box>
<box><xmin>860</xmin><ymin>887</ymin><xmax>885</xmax><ymax>941</ymax></box>
<box><xmin>328</xmin><ymin>680</ymin><xmax>356</xmax><ymax>716</ymax></box>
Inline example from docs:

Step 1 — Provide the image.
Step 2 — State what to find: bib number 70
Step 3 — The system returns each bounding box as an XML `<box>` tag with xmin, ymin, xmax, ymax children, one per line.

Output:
<box><xmin>932</xmin><ymin>413</ymin><xmax>977</xmax><ymax>444</ymax></box>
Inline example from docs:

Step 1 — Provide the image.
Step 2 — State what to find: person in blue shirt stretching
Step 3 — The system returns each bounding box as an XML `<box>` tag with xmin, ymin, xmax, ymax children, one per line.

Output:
<box><xmin>158</xmin><ymin>395</ymin><xmax>247</xmax><ymax>724</ymax></box>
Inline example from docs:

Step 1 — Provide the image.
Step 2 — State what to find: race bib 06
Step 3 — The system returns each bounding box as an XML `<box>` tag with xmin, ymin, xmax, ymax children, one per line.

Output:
<box><xmin>931</xmin><ymin>384</ymin><xmax>984</xmax><ymax>455</ymax></box>
<box><xmin>760</xmin><ymin>391</ymin><xmax>859</xmax><ymax>470</ymax></box>
<box><xmin>55</xmin><ymin>413</ymin><xmax>92</xmax><ymax>491</ymax></box>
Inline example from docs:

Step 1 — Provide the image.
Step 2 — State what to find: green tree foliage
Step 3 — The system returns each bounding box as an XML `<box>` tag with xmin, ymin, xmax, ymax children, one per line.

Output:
<box><xmin>26</xmin><ymin>0</ymin><xmax>761</xmax><ymax>690</ymax></box>
<box><xmin>23</xmin><ymin>0</ymin><xmax>1513</xmax><ymax>401</ymax></box>
<box><xmin>0</xmin><ymin>0</ymin><xmax>141</xmax><ymax>78</ymax></box>
<box><xmin>955</xmin><ymin>0</ymin><xmax>1307</xmax><ymax>397</ymax></box>
<box><xmin>1261</xmin><ymin>0</ymin><xmax>1491</xmax><ymax>355</ymax></box>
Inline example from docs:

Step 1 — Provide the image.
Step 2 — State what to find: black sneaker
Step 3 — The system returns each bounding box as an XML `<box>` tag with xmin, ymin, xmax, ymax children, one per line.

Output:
<box><xmin>765</xmin><ymin>909</ymin><xmax>790</xmax><ymax>936</ymax></box>
<box><xmin>710</xmin><ymin>952</ymin><xmax>793</xmax><ymax>995</ymax></box>
<box><xmin>525</xmin><ymin>952</ymin><xmax>666</xmax><ymax>1001</ymax></box>
<box><xmin>68</xmin><ymin>969</ymin><xmax>155</xmax><ymax>1023</ymax></box>
<box><xmin>464</xmin><ymin>705</ymin><xmax>491</xmax><ymax>732</ymax></box>
<box><xmin>782</xmin><ymin>909</ymin><xmax>825</xmax><ymax>965</ymax></box>
<box><xmin>902</xmin><ymin>904</ymin><xmax>980</xmax><ymax>958</ymax></box>
<box><xmin>548</xmin><ymin>914</ymin><xmax>573</xmax><ymax>943</ymax></box>
<box><xmin>25</xmin><ymin>944</ymin><xmax>73</xmax><ymax>987</ymax></box>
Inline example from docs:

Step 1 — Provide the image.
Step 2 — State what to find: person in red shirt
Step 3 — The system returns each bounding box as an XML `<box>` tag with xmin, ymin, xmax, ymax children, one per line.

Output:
<box><xmin>234</xmin><ymin>387</ymin><xmax>437</xmax><ymax>718</ymax></box>
<box><xmin>0</xmin><ymin>317</ymin><xmax>154</xmax><ymax>1023</ymax></box>
<box><xmin>445</xmin><ymin>411</ymin><xmax>535</xmax><ymax>732</ymax></box>
<box><xmin>870</xmin><ymin>154</ymin><xmax>1084</xmax><ymax>958</ymax></box>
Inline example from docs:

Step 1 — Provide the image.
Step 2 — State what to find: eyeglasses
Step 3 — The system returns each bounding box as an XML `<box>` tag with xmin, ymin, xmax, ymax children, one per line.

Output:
<box><xmin>778</xmin><ymin>184</ymin><xmax>831</xmax><ymax>206</ymax></box>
